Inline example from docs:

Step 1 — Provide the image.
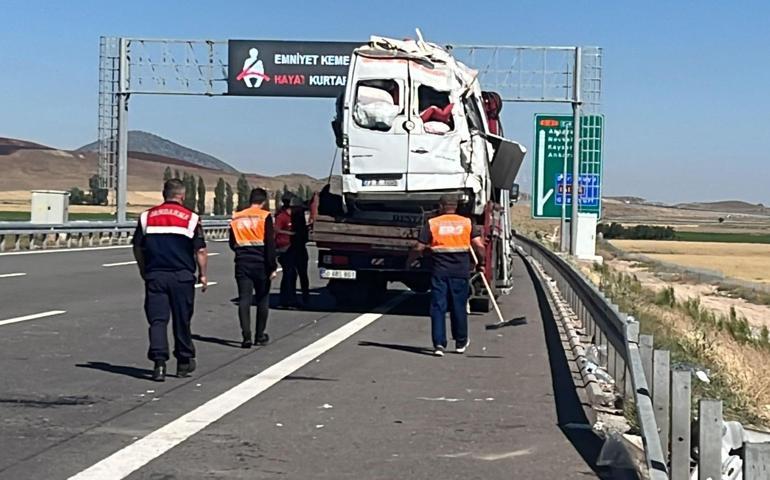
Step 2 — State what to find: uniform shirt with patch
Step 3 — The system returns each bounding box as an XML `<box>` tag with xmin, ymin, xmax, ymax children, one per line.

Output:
<box><xmin>418</xmin><ymin>216</ymin><xmax>480</xmax><ymax>277</ymax></box>
<box><xmin>132</xmin><ymin>201</ymin><xmax>206</xmax><ymax>278</ymax></box>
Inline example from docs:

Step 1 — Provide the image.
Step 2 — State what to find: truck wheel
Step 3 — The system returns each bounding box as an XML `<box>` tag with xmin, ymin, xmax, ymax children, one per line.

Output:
<box><xmin>470</xmin><ymin>297</ymin><xmax>492</xmax><ymax>313</ymax></box>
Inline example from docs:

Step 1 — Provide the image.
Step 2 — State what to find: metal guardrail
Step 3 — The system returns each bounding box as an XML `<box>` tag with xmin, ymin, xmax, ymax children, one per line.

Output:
<box><xmin>0</xmin><ymin>221</ymin><xmax>230</xmax><ymax>252</ymax></box>
<box><xmin>514</xmin><ymin>233</ymin><xmax>770</xmax><ymax>479</ymax></box>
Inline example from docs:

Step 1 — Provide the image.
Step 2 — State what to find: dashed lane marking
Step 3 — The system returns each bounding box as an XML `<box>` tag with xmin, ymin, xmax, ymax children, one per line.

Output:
<box><xmin>102</xmin><ymin>261</ymin><xmax>136</xmax><ymax>267</ymax></box>
<box><xmin>0</xmin><ymin>272</ymin><xmax>26</xmax><ymax>278</ymax></box>
<box><xmin>0</xmin><ymin>310</ymin><xmax>66</xmax><ymax>327</ymax></box>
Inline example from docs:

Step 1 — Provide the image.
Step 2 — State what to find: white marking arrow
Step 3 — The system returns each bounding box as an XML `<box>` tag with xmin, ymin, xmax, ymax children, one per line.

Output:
<box><xmin>536</xmin><ymin>129</ymin><xmax>554</xmax><ymax>216</ymax></box>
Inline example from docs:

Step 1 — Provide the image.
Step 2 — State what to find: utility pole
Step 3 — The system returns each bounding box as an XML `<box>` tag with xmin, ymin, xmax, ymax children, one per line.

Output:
<box><xmin>116</xmin><ymin>37</ymin><xmax>129</xmax><ymax>224</ymax></box>
<box><xmin>569</xmin><ymin>47</ymin><xmax>582</xmax><ymax>255</ymax></box>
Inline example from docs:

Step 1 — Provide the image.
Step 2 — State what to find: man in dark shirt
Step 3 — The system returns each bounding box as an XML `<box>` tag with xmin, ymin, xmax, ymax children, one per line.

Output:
<box><xmin>133</xmin><ymin>179</ymin><xmax>208</xmax><ymax>381</ymax></box>
<box><xmin>229</xmin><ymin>188</ymin><xmax>277</xmax><ymax>348</ymax></box>
<box><xmin>290</xmin><ymin>199</ymin><xmax>311</xmax><ymax>306</ymax></box>
<box><xmin>407</xmin><ymin>195</ymin><xmax>485</xmax><ymax>356</ymax></box>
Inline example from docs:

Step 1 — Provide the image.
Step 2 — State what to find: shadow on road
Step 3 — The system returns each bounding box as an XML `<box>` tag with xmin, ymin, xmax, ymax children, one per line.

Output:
<box><xmin>283</xmin><ymin>375</ymin><xmax>338</xmax><ymax>382</ymax></box>
<box><xmin>358</xmin><ymin>340</ymin><xmax>434</xmax><ymax>356</ymax></box>
<box><xmin>75</xmin><ymin>361</ymin><xmax>153</xmax><ymax>381</ymax></box>
<box><xmin>191</xmin><ymin>334</ymin><xmax>242</xmax><ymax>348</ymax></box>
<box><xmin>523</xmin><ymin>258</ymin><xmax>612</xmax><ymax>479</ymax></box>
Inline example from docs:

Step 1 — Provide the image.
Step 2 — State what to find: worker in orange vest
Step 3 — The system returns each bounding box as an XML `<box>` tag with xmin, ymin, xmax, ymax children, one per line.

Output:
<box><xmin>275</xmin><ymin>193</ymin><xmax>298</xmax><ymax>308</ymax></box>
<box><xmin>407</xmin><ymin>195</ymin><xmax>486</xmax><ymax>356</ymax></box>
<box><xmin>229</xmin><ymin>188</ymin><xmax>277</xmax><ymax>348</ymax></box>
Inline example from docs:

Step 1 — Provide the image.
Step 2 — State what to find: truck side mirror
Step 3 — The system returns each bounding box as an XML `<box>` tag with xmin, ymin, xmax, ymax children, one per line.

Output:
<box><xmin>509</xmin><ymin>184</ymin><xmax>520</xmax><ymax>205</ymax></box>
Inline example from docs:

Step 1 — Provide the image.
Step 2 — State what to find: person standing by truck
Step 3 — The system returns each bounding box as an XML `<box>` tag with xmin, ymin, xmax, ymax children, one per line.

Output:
<box><xmin>407</xmin><ymin>195</ymin><xmax>486</xmax><ymax>357</ymax></box>
<box><xmin>290</xmin><ymin>198</ymin><xmax>311</xmax><ymax>306</ymax></box>
<box><xmin>229</xmin><ymin>188</ymin><xmax>277</xmax><ymax>348</ymax></box>
<box><xmin>275</xmin><ymin>194</ymin><xmax>298</xmax><ymax>308</ymax></box>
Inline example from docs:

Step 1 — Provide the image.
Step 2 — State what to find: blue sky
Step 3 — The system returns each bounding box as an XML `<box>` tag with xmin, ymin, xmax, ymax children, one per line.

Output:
<box><xmin>1</xmin><ymin>0</ymin><xmax>768</xmax><ymax>204</ymax></box>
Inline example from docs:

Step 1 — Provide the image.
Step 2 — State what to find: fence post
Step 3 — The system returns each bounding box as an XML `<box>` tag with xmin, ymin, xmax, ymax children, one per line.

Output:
<box><xmin>640</xmin><ymin>334</ymin><xmax>654</xmax><ymax>393</ymax></box>
<box><xmin>744</xmin><ymin>443</ymin><xmax>770</xmax><ymax>479</ymax></box>
<box><xmin>670</xmin><ymin>369</ymin><xmax>691</xmax><ymax>480</ymax></box>
<box><xmin>653</xmin><ymin>349</ymin><xmax>671</xmax><ymax>460</ymax></box>
<box><xmin>698</xmin><ymin>399</ymin><xmax>722</xmax><ymax>480</ymax></box>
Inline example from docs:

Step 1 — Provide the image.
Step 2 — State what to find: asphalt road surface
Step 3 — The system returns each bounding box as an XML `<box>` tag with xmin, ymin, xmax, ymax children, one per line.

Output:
<box><xmin>0</xmin><ymin>241</ymin><xmax>607</xmax><ymax>479</ymax></box>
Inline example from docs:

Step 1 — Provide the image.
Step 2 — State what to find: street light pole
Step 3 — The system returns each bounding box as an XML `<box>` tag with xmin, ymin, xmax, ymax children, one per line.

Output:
<box><xmin>569</xmin><ymin>47</ymin><xmax>582</xmax><ymax>255</ymax></box>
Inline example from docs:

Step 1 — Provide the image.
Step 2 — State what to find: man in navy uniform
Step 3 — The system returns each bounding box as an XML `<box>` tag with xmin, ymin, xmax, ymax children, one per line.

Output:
<box><xmin>133</xmin><ymin>179</ymin><xmax>209</xmax><ymax>381</ymax></box>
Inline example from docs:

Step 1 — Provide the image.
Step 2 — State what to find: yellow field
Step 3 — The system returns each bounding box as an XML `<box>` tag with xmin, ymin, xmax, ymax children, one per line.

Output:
<box><xmin>610</xmin><ymin>240</ymin><xmax>770</xmax><ymax>284</ymax></box>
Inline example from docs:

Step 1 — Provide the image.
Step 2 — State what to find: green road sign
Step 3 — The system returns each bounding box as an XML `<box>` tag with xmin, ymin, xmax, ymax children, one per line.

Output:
<box><xmin>531</xmin><ymin>114</ymin><xmax>604</xmax><ymax>219</ymax></box>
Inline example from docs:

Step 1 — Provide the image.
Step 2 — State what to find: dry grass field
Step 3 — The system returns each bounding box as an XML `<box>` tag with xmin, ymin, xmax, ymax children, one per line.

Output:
<box><xmin>610</xmin><ymin>239</ymin><xmax>770</xmax><ymax>284</ymax></box>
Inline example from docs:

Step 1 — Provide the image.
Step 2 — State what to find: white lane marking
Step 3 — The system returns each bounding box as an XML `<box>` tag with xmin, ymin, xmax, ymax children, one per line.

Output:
<box><xmin>0</xmin><ymin>245</ymin><xmax>132</xmax><ymax>257</ymax></box>
<box><xmin>195</xmin><ymin>281</ymin><xmax>218</xmax><ymax>289</ymax></box>
<box><xmin>207</xmin><ymin>252</ymin><xmax>220</xmax><ymax>257</ymax></box>
<box><xmin>0</xmin><ymin>272</ymin><xmax>26</xmax><ymax>278</ymax></box>
<box><xmin>102</xmin><ymin>261</ymin><xmax>137</xmax><ymax>267</ymax></box>
<box><xmin>211</xmin><ymin>238</ymin><xmax>229</xmax><ymax>243</ymax></box>
<box><xmin>0</xmin><ymin>310</ymin><xmax>66</xmax><ymax>327</ymax></box>
<box><xmin>68</xmin><ymin>294</ymin><xmax>406</xmax><ymax>480</ymax></box>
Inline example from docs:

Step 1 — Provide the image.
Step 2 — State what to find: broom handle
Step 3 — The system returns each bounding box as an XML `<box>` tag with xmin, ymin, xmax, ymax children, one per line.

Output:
<box><xmin>469</xmin><ymin>247</ymin><xmax>505</xmax><ymax>324</ymax></box>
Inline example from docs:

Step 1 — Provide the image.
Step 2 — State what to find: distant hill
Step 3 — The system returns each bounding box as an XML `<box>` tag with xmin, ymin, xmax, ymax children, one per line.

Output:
<box><xmin>77</xmin><ymin>131</ymin><xmax>239</xmax><ymax>173</ymax></box>
<box><xmin>676</xmin><ymin>200</ymin><xmax>770</xmax><ymax>215</ymax></box>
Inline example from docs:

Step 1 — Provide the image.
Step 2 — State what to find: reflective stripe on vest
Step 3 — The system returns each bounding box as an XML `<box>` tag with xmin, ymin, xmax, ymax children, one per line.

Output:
<box><xmin>230</xmin><ymin>206</ymin><xmax>270</xmax><ymax>247</ymax></box>
<box><xmin>429</xmin><ymin>214</ymin><xmax>472</xmax><ymax>253</ymax></box>
<box><xmin>141</xmin><ymin>203</ymin><xmax>199</xmax><ymax>239</ymax></box>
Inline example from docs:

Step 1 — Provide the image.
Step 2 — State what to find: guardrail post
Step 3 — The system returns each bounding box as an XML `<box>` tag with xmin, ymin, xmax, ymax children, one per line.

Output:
<box><xmin>670</xmin><ymin>369</ymin><xmax>692</xmax><ymax>480</ymax></box>
<box><xmin>698</xmin><ymin>399</ymin><xmax>722</xmax><ymax>480</ymax></box>
<box><xmin>744</xmin><ymin>443</ymin><xmax>770</xmax><ymax>479</ymax></box>
<box><xmin>625</xmin><ymin>321</ymin><xmax>639</xmax><ymax>401</ymax></box>
<box><xmin>640</xmin><ymin>334</ymin><xmax>654</xmax><ymax>393</ymax></box>
<box><xmin>653</xmin><ymin>350</ymin><xmax>671</xmax><ymax>460</ymax></box>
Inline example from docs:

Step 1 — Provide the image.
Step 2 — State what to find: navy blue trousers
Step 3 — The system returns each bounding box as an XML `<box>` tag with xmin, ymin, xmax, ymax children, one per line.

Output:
<box><xmin>144</xmin><ymin>271</ymin><xmax>196</xmax><ymax>362</ymax></box>
<box><xmin>430</xmin><ymin>275</ymin><xmax>469</xmax><ymax>349</ymax></box>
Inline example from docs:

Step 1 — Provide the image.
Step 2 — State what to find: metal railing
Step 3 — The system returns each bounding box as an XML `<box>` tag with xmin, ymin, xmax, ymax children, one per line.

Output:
<box><xmin>0</xmin><ymin>221</ymin><xmax>230</xmax><ymax>252</ymax></box>
<box><xmin>514</xmin><ymin>233</ymin><xmax>770</xmax><ymax>479</ymax></box>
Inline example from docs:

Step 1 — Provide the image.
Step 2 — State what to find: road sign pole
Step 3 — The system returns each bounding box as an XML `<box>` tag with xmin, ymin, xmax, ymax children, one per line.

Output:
<box><xmin>569</xmin><ymin>47</ymin><xmax>582</xmax><ymax>255</ymax></box>
<box><xmin>560</xmin><ymin>129</ymin><xmax>569</xmax><ymax>252</ymax></box>
<box><xmin>116</xmin><ymin>38</ymin><xmax>129</xmax><ymax>224</ymax></box>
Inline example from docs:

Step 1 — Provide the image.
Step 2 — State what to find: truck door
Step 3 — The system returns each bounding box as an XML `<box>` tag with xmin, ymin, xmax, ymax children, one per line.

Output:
<box><xmin>345</xmin><ymin>57</ymin><xmax>409</xmax><ymax>188</ymax></box>
<box><xmin>406</xmin><ymin>62</ymin><xmax>465</xmax><ymax>190</ymax></box>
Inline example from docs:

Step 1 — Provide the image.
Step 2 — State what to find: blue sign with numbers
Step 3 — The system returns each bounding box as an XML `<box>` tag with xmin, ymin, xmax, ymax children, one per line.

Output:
<box><xmin>554</xmin><ymin>173</ymin><xmax>600</xmax><ymax>207</ymax></box>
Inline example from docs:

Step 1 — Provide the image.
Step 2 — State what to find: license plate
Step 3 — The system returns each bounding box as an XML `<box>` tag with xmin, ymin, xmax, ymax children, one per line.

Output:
<box><xmin>362</xmin><ymin>179</ymin><xmax>398</xmax><ymax>187</ymax></box>
<box><xmin>319</xmin><ymin>268</ymin><xmax>357</xmax><ymax>280</ymax></box>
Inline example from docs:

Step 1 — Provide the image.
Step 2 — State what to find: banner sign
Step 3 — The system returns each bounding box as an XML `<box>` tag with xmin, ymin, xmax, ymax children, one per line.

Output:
<box><xmin>227</xmin><ymin>40</ymin><xmax>362</xmax><ymax>97</ymax></box>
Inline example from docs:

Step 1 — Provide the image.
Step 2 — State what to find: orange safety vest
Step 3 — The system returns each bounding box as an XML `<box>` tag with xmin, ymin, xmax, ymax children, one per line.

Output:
<box><xmin>428</xmin><ymin>214</ymin><xmax>472</xmax><ymax>253</ymax></box>
<box><xmin>230</xmin><ymin>206</ymin><xmax>271</xmax><ymax>247</ymax></box>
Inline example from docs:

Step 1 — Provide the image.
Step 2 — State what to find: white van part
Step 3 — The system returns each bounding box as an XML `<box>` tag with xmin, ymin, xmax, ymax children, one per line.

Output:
<box><xmin>337</xmin><ymin>34</ymin><xmax>524</xmax><ymax>215</ymax></box>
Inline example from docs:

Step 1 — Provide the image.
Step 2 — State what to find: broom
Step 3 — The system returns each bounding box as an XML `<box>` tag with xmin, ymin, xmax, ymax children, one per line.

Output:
<box><xmin>469</xmin><ymin>247</ymin><xmax>526</xmax><ymax>330</ymax></box>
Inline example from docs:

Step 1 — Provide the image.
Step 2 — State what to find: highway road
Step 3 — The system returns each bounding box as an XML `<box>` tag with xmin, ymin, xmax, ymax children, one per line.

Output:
<box><xmin>0</xmin><ymin>242</ymin><xmax>607</xmax><ymax>479</ymax></box>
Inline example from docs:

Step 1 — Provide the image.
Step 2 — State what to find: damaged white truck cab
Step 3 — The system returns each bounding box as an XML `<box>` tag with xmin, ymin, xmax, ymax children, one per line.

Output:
<box><xmin>317</xmin><ymin>34</ymin><xmax>526</xmax><ymax>310</ymax></box>
<box><xmin>334</xmin><ymin>35</ymin><xmax>514</xmax><ymax>215</ymax></box>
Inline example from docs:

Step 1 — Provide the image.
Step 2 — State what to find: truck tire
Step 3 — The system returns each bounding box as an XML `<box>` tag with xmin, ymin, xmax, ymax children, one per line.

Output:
<box><xmin>469</xmin><ymin>297</ymin><xmax>492</xmax><ymax>313</ymax></box>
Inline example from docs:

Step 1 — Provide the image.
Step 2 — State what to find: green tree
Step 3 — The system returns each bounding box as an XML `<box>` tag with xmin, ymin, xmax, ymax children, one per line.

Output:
<box><xmin>225</xmin><ymin>182</ymin><xmax>234</xmax><ymax>215</ymax></box>
<box><xmin>183</xmin><ymin>173</ymin><xmax>196</xmax><ymax>210</ymax></box>
<box><xmin>236</xmin><ymin>174</ymin><xmax>250</xmax><ymax>211</ymax></box>
<box><xmin>68</xmin><ymin>187</ymin><xmax>86</xmax><ymax>205</ymax></box>
<box><xmin>273</xmin><ymin>190</ymin><xmax>282</xmax><ymax>212</ymax></box>
<box><xmin>197</xmin><ymin>176</ymin><xmax>206</xmax><ymax>214</ymax></box>
<box><xmin>214</xmin><ymin>177</ymin><xmax>226</xmax><ymax>215</ymax></box>
<box><xmin>174</xmin><ymin>169</ymin><xmax>181</xmax><ymax>179</ymax></box>
<box><xmin>282</xmin><ymin>183</ymin><xmax>290</xmax><ymax>196</ymax></box>
<box><xmin>88</xmin><ymin>175</ymin><xmax>108</xmax><ymax>205</ymax></box>
<box><xmin>163</xmin><ymin>166</ymin><xmax>172</xmax><ymax>183</ymax></box>
<box><xmin>296</xmin><ymin>184</ymin><xmax>306</xmax><ymax>201</ymax></box>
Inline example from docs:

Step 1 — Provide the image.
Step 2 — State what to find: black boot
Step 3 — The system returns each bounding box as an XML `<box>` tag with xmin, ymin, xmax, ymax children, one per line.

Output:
<box><xmin>256</xmin><ymin>333</ymin><xmax>270</xmax><ymax>346</ymax></box>
<box><xmin>177</xmin><ymin>358</ymin><xmax>197</xmax><ymax>378</ymax></box>
<box><xmin>152</xmin><ymin>361</ymin><xmax>166</xmax><ymax>382</ymax></box>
